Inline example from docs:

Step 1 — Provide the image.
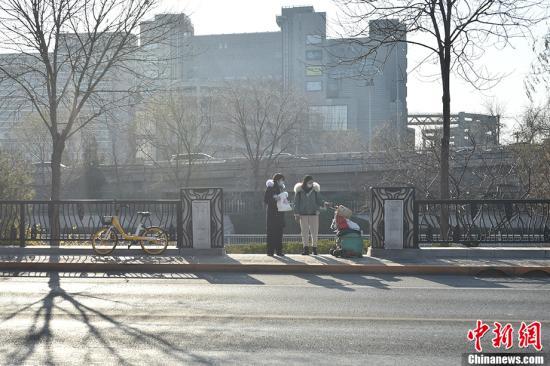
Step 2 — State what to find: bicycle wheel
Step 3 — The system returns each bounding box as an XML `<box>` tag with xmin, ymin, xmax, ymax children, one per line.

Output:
<box><xmin>92</xmin><ymin>227</ymin><xmax>118</xmax><ymax>255</ymax></box>
<box><xmin>140</xmin><ymin>226</ymin><xmax>168</xmax><ymax>255</ymax></box>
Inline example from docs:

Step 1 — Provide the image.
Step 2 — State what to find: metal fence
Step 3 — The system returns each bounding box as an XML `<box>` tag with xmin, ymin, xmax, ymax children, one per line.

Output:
<box><xmin>9</xmin><ymin>197</ymin><xmax>549</xmax><ymax>249</ymax></box>
<box><xmin>224</xmin><ymin>234</ymin><xmax>370</xmax><ymax>246</ymax></box>
<box><xmin>0</xmin><ymin>200</ymin><xmax>181</xmax><ymax>246</ymax></box>
<box><xmin>223</xmin><ymin>197</ymin><xmax>367</xmax><ymax>215</ymax></box>
<box><xmin>415</xmin><ymin>199</ymin><xmax>550</xmax><ymax>246</ymax></box>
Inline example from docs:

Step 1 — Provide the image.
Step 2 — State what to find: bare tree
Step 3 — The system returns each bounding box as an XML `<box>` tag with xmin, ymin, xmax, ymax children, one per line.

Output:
<box><xmin>222</xmin><ymin>81</ymin><xmax>307</xmax><ymax>191</ymax></box>
<box><xmin>510</xmin><ymin>101</ymin><xmax>550</xmax><ymax>197</ymax></box>
<box><xmin>0</xmin><ymin>0</ymin><xmax>173</xmax><ymax>243</ymax></box>
<box><xmin>526</xmin><ymin>30</ymin><xmax>550</xmax><ymax>101</ymax></box>
<box><xmin>0</xmin><ymin>148</ymin><xmax>34</xmax><ymax>200</ymax></box>
<box><xmin>0</xmin><ymin>0</ymin><xmax>160</xmax><ymax>199</ymax></box>
<box><xmin>372</xmin><ymin>121</ymin><xmax>518</xmax><ymax>199</ymax></box>
<box><xmin>136</xmin><ymin>91</ymin><xmax>215</xmax><ymax>187</ymax></box>
<box><xmin>10</xmin><ymin>112</ymin><xmax>50</xmax><ymax>165</ymax></box>
<box><xmin>514</xmin><ymin>102</ymin><xmax>550</xmax><ymax>144</ymax></box>
<box><xmin>8</xmin><ymin>112</ymin><xmax>52</xmax><ymax>192</ymax></box>
<box><xmin>336</xmin><ymin>0</ymin><xmax>547</xmax><ymax>202</ymax></box>
<box><xmin>481</xmin><ymin>99</ymin><xmax>505</xmax><ymax>145</ymax></box>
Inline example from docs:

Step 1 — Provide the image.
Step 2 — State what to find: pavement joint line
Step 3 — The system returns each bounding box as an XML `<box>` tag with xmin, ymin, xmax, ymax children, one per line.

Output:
<box><xmin>1</xmin><ymin>312</ymin><xmax>549</xmax><ymax>323</ymax></box>
<box><xmin>2</xmin><ymin>282</ymin><xmax>550</xmax><ymax>291</ymax></box>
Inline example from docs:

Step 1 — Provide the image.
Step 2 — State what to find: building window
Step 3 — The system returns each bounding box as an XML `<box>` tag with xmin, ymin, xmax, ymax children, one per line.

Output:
<box><xmin>305</xmin><ymin>66</ymin><xmax>323</xmax><ymax>76</ymax></box>
<box><xmin>306</xmin><ymin>35</ymin><xmax>322</xmax><ymax>45</ymax></box>
<box><xmin>306</xmin><ymin>81</ymin><xmax>322</xmax><ymax>92</ymax></box>
<box><xmin>305</xmin><ymin>50</ymin><xmax>322</xmax><ymax>61</ymax></box>
<box><xmin>309</xmin><ymin>105</ymin><xmax>348</xmax><ymax>130</ymax></box>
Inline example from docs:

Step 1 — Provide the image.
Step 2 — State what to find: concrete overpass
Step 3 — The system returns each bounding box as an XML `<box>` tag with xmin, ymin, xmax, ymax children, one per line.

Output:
<box><xmin>31</xmin><ymin>149</ymin><xmax>517</xmax><ymax>199</ymax></box>
<box><xmin>91</xmin><ymin>149</ymin><xmax>516</xmax><ymax>198</ymax></box>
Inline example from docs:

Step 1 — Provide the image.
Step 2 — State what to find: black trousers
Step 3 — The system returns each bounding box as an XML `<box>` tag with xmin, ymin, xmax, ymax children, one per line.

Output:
<box><xmin>266</xmin><ymin>226</ymin><xmax>283</xmax><ymax>254</ymax></box>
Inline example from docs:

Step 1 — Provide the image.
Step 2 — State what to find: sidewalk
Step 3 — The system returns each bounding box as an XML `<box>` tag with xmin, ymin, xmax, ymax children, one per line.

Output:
<box><xmin>0</xmin><ymin>247</ymin><xmax>549</xmax><ymax>276</ymax></box>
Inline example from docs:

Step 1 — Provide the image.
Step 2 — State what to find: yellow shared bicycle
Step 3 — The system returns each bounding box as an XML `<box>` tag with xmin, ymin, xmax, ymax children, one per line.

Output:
<box><xmin>92</xmin><ymin>209</ymin><xmax>168</xmax><ymax>255</ymax></box>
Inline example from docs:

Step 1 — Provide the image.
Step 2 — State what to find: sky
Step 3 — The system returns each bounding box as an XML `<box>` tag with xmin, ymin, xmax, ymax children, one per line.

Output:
<box><xmin>157</xmin><ymin>0</ymin><xmax>549</xmax><ymax>140</ymax></box>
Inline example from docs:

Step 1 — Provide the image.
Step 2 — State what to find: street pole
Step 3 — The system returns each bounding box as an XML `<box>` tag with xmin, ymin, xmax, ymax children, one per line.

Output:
<box><xmin>368</xmin><ymin>79</ymin><xmax>373</xmax><ymax>151</ymax></box>
<box><xmin>395</xmin><ymin>50</ymin><xmax>400</xmax><ymax>147</ymax></box>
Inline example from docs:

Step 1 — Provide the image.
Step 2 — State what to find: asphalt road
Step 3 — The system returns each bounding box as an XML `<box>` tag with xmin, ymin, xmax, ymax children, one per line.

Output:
<box><xmin>0</xmin><ymin>272</ymin><xmax>549</xmax><ymax>366</ymax></box>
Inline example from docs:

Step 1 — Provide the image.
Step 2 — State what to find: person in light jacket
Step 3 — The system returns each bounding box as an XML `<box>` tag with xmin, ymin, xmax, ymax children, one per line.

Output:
<box><xmin>264</xmin><ymin>173</ymin><xmax>286</xmax><ymax>256</ymax></box>
<box><xmin>293</xmin><ymin>175</ymin><xmax>329</xmax><ymax>255</ymax></box>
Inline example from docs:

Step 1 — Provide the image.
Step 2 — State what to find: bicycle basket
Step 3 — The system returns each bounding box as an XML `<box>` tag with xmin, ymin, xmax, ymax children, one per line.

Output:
<box><xmin>102</xmin><ymin>216</ymin><xmax>113</xmax><ymax>225</ymax></box>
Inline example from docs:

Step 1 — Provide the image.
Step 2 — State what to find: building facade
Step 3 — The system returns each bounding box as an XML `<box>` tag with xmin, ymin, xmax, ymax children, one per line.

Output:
<box><xmin>0</xmin><ymin>33</ymin><xmax>138</xmax><ymax>165</ymax></box>
<box><xmin>140</xmin><ymin>6</ymin><xmax>408</xmax><ymax>153</ymax></box>
<box><xmin>0</xmin><ymin>6</ymin><xmax>408</xmax><ymax>161</ymax></box>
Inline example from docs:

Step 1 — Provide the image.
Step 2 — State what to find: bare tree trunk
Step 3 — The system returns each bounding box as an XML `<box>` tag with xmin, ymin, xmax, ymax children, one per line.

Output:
<box><xmin>252</xmin><ymin>161</ymin><xmax>262</xmax><ymax>193</ymax></box>
<box><xmin>113</xmin><ymin>159</ymin><xmax>121</xmax><ymax>197</ymax></box>
<box><xmin>111</xmin><ymin>136</ymin><xmax>121</xmax><ymax>197</ymax></box>
<box><xmin>440</xmin><ymin>53</ymin><xmax>451</xmax><ymax>240</ymax></box>
<box><xmin>49</xmin><ymin>137</ymin><xmax>65</xmax><ymax>247</ymax></box>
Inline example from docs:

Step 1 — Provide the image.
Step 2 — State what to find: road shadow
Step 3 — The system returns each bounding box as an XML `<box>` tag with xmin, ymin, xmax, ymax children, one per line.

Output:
<box><xmin>292</xmin><ymin>273</ymin><xmax>399</xmax><ymax>291</ymax></box>
<box><xmin>309</xmin><ymin>256</ymin><xmax>347</xmax><ymax>265</ymax></box>
<box><xmin>295</xmin><ymin>274</ymin><xmax>355</xmax><ymax>292</ymax></box>
<box><xmin>331</xmin><ymin>274</ymin><xmax>401</xmax><ymax>289</ymax></box>
<box><xmin>195</xmin><ymin>272</ymin><xmax>265</xmax><ymax>285</ymax></box>
<box><xmin>272</xmin><ymin>255</ymin><xmax>302</xmax><ymax>264</ymax></box>
<box><xmin>0</xmin><ymin>270</ymin><xmax>264</xmax><ymax>285</ymax></box>
<box><xmin>1</xmin><ymin>255</ymin><xmax>216</xmax><ymax>366</ymax></box>
<box><xmin>416</xmin><ymin>274</ymin><xmax>511</xmax><ymax>288</ymax></box>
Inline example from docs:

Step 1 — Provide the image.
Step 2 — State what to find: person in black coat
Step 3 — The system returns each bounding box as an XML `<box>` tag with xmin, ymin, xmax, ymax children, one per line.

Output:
<box><xmin>264</xmin><ymin>172</ymin><xmax>286</xmax><ymax>256</ymax></box>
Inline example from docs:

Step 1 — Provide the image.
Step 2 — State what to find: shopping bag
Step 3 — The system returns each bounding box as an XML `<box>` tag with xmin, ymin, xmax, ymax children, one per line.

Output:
<box><xmin>277</xmin><ymin>192</ymin><xmax>292</xmax><ymax>212</ymax></box>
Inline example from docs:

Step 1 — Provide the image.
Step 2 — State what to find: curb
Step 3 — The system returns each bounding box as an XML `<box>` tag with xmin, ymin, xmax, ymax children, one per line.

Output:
<box><xmin>368</xmin><ymin>247</ymin><xmax>550</xmax><ymax>259</ymax></box>
<box><xmin>0</xmin><ymin>247</ymin><xmax>225</xmax><ymax>256</ymax></box>
<box><xmin>1</xmin><ymin>262</ymin><xmax>549</xmax><ymax>276</ymax></box>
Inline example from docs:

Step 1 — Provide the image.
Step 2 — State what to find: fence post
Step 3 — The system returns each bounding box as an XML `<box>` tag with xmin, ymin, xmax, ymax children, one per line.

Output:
<box><xmin>413</xmin><ymin>199</ymin><xmax>419</xmax><ymax>248</ymax></box>
<box><xmin>369</xmin><ymin>187</ymin><xmax>416</xmax><ymax>252</ymax></box>
<box><xmin>19</xmin><ymin>203</ymin><xmax>25</xmax><ymax>247</ymax></box>
<box><xmin>180</xmin><ymin>188</ymin><xmax>224</xmax><ymax>253</ymax></box>
<box><xmin>176</xmin><ymin>200</ymin><xmax>183</xmax><ymax>249</ymax></box>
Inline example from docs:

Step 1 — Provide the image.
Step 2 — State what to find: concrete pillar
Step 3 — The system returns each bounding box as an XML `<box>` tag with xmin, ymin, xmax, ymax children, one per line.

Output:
<box><xmin>369</xmin><ymin>187</ymin><xmax>415</xmax><ymax>255</ymax></box>
<box><xmin>180</xmin><ymin>188</ymin><xmax>224</xmax><ymax>255</ymax></box>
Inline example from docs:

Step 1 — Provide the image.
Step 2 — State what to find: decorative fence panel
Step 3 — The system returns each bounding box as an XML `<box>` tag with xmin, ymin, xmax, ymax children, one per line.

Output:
<box><xmin>0</xmin><ymin>200</ymin><xmax>181</xmax><ymax>246</ymax></box>
<box><xmin>415</xmin><ymin>199</ymin><xmax>550</xmax><ymax>246</ymax></box>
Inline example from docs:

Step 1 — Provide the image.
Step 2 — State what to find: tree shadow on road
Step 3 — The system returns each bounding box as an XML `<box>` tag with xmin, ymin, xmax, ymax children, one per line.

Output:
<box><xmin>2</xmin><ymin>255</ymin><xmax>216</xmax><ymax>366</ymax></box>
<box><xmin>331</xmin><ymin>274</ymin><xmax>401</xmax><ymax>289</ymax></box>
<box><xmin>196</xmin><ymin>272</ymin><xmax>265</xmax><ymax>284</ymax></box>
<box><xmin>416</xmin><ymin>274</ymin><xmax>513</xmax><ymax>288</ymax></box>
<box><xmin>294</xmin><ymin>273</ymin><xmax>399</xmax><ymax>291</ymax></box>
<box><xmin>0</xmin><ymin>270</ymin><xmax>265</xmax><ymax>286</ymax></box>
<box><xmin>295</xmin><ymin>274</ymin><xmax>354</xmax><ymax>291</ymax></box>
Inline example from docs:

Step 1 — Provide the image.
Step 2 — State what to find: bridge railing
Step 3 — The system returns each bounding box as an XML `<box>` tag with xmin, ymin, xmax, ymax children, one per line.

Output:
<box><xmin>0</xmin><ymin>200</ymin><xmax>181</xmax><ymax>246</ymax></box>
<box><xmin>0</xmin><ymin>198</ymin><xmax>370</xmax><ymax>247</ymax></box>
<box><xmin>415</xmin><ymin>199</ymin><xmax>550</xmax><ymax>246</ymax></box>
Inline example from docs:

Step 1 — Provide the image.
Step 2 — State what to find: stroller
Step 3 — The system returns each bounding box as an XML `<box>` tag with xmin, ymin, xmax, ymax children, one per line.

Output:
<box><xmin>329</xmin><ymin>205</ymin><xmax>364</xmax><ymax>258</ymax></box>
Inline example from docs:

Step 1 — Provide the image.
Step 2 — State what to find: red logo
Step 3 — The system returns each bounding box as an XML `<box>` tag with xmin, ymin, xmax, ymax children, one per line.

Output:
<box><xmin>467</xmin><ymin>320</ymin><xmax>543</xmax><ymax>352</ymax></box>
<box><xmin>492</xmin><ymin>322</ymin><xmax>514</xmax><ymax>349</ymax></box>
<box><xmin>518</xmin><ymin>321</ymin><xmax>543</xmax><ymax>351</ymax></box>
<box><xmin>467</xmin><ymin>320</ymin><xmax>490</xmax><ymax>352</ymax></box>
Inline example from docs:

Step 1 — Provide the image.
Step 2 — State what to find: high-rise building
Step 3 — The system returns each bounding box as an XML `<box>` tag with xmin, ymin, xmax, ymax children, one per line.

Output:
<box><xmin>140</xmin><ymin>6</ymin><xmax>408</xmax><ymax>151</ymax></box>
<box><xmin>0</xmin><ymin>33</ymin><xmax>138</xmax><ymax>164</ymax></box>
<box><xmin>0</xmin><ymin>6</ymin><xmax>408</xmax><ymax>161</ymax></box>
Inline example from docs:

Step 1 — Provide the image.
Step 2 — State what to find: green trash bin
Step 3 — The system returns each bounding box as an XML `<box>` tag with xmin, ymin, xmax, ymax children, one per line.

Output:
<box><xmin>338</xmin><ymin>232</ymin><xmax>364</xmax><ymax>257</ymax></box>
